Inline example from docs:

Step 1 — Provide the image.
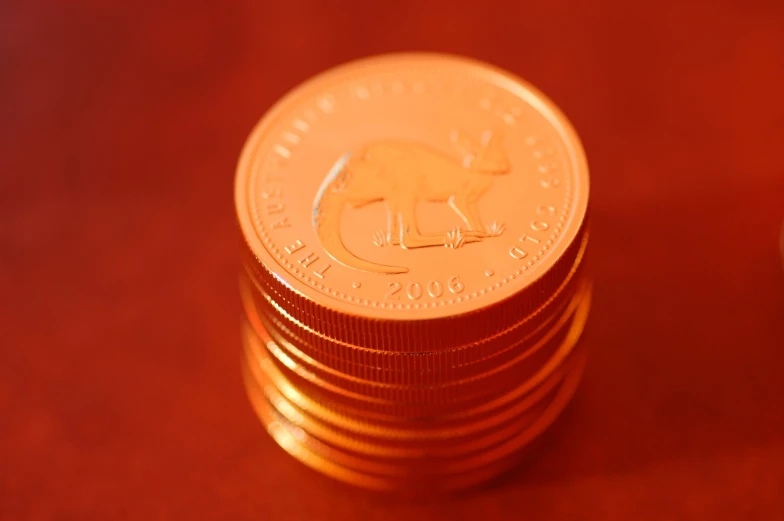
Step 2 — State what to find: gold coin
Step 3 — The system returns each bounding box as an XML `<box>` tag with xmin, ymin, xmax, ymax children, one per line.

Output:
<box><xmin>235</xmin><ymin>53</ymin><xmax>590</xmax><ymax>350</ymax></box>
<box><xmin>246</xmin><ymin>275</ymin><xmax>585</xmax><ymax>387</ymax></box>
<box><xmin>244</xmin><ymin>279</ymin><xmax>591</xmax><ymax>406</ymax></box>
<box><xmin>242</xmin><ymin>345</ymin><xmax>588</xmax><ymax>492</ymax></box>
<box><xmin>239</xmin><ymin>226</ymin><xmax>589</xmax><ymax>375</ymax></box>
<box><xmin>241</xmin><ymin>280</ymin><xmax>590</xmax><ymax>420</ymax></box>
<box><xmin>234</xmin><ymin>52</ymin><xmax>593</xmax><ymax>493</ymax></box>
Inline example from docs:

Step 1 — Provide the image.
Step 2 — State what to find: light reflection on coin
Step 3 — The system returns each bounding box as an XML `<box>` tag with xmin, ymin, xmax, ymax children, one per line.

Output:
<box><xmin>234</xmin><ymin>53</ymin><xmax>592</xmax><ymax>493</ymax></box>
<box><xmin>235</xmin><ymin>53</ymin><xmax>589</xmax><ymax>328</ymax></box>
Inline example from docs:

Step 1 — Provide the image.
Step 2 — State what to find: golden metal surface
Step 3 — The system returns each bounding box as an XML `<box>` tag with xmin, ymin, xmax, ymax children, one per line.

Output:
<box><xmin>235</xmin><ymin>53</ymin><xmax>590</xmax><ymax>348</ymax></box>
<box><xmin>240</xmin><ymin>226</ymin><xmax>589</xmax><ymax>364</ymax></box>
<box><xmin>243</xmin><ymin>280</ymin><xmax>591</xmax><ymax>408</ymax></box>
<box><xmin>234</xmin><ymin>52</ymin><xmax>592</xmax><ymax>492</ymax></box>
<box><xmin>242</xmin><ymin>347</ymin><xmax>588</xmax><ymax>492</ymax></box>
<box><xmin>242</xmin><ymin>282</ymin><xmax>589</xmax><ymax>428</ymax></box>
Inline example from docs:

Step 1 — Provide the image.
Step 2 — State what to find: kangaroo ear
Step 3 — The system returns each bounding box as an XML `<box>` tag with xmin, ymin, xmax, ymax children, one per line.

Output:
<box><xmin>450</xmin><ymin>130</ymin><xmax>479</xmax><ymax>158</ymax></box>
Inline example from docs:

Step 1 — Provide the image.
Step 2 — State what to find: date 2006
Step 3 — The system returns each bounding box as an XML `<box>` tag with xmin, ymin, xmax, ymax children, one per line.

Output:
<box><xmin>385</xmin><ymin>277</ymin><xmax>464</xmax><ymax>300</ymax></box>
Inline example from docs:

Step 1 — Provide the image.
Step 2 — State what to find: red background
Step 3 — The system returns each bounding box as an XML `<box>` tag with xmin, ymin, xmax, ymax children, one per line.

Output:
<box><xmin>3</xmin><ymin>1</ymin><xmax>784</xmax><ymax>519</ymax></box>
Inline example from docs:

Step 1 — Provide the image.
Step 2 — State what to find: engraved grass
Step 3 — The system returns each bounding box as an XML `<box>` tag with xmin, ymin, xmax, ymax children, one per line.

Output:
<box><xmin>486</xmin><ymin>220</ymin><xmax>505</xmax><ymax>237</ymax></box>
<box><xmin>445</xmin><ymin>227</ymin><xmax>466</xmax><ymax>249</ymax></box>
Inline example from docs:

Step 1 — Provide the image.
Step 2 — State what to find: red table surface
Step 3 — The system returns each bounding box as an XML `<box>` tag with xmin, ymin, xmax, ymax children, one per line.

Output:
<box><xmin>2</xmin><ymin>1</ymin><xmax>784</xmax><ymax>520</ymax></box>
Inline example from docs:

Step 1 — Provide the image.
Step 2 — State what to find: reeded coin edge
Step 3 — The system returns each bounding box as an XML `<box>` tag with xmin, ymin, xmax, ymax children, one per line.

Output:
<box><xmin>241</xmin><ymin>345</ymin><xmax>589</xmax><ymax>492</ymax></box>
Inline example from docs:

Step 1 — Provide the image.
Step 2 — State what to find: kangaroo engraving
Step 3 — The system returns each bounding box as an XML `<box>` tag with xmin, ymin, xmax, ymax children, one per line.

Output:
<box><xmin>312</xmin><ymin>129</ymin><xmax>511</xmax><ymax>274</ymax></box>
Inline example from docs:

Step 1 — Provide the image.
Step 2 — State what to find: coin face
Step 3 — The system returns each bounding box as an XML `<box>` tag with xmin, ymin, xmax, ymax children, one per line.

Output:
<box><xmin>235</xmin><ymin>53</ymin><xmax>589</xmax><ymax>320</ymax></box>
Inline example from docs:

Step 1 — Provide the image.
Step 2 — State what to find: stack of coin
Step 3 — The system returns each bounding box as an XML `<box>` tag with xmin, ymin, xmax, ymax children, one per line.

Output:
<box><xmin>234</xmin><ymin>53</ymin><xmax>591</xmax><ymax>493</ymax></box>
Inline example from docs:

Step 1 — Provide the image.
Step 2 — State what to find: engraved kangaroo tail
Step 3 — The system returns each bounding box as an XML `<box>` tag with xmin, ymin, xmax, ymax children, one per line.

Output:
<box><xmin>312</xmin><ymin>159</ymin><xmax>408</xmax><ymax>275</ymax></box>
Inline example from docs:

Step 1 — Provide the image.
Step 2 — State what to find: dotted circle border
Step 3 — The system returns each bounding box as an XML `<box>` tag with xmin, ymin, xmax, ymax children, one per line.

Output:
<box><xmin>249</xmin><ymin>75</ymin><xmax>573</xmax><ymax>311</ymax></box>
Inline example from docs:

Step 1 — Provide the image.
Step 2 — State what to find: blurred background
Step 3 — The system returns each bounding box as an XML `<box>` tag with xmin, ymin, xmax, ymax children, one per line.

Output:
<box><xmin>2</xmin><ymin>1</ymin><xmax>783</xmax><ymax>519</ymax></box>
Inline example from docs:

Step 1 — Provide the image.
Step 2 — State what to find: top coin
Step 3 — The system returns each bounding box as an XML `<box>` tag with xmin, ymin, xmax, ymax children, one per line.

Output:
<box><xmin>236</xmin><ymin>53</ymin><xmax>589</xmax><ymax>322</ymax></box>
